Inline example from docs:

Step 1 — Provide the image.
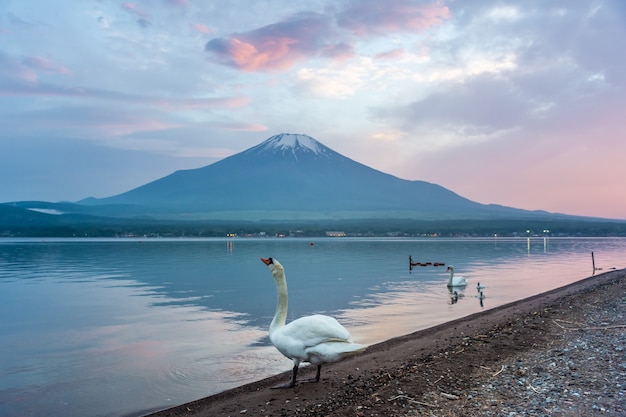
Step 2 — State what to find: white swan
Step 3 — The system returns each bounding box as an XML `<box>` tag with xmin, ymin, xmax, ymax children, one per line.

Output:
<box><xmin>261</xmin><ymin>257</ymin><xmax>366</xmax><ymax>388</ymax></box>
<box><xmin>446</xmin><ymin>265</ymin><xmax>468</xmax><ymax>287</ymax></box>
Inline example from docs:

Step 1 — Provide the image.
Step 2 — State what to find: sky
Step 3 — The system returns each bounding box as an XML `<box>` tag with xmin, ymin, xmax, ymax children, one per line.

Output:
<box><xmin>1</xmin><ymin>0</ymin><xmax>625</xmax><ymax>220</ymax></box>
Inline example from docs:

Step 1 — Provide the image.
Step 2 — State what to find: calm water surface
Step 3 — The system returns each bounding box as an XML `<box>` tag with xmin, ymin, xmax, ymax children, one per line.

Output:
<box><xmin>1</xmin><ymin>237</ymin><xmax>624</xmax><ymax>417</ymax></box>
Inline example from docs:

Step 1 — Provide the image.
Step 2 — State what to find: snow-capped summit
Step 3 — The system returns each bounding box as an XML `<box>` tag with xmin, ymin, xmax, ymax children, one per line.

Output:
<box><xmin>265</xmin><ymin>133</ymin><xmax>322</xmax><ymax>153</ymax></box>
<box><xmin>247</xmin><ymin>133</ymin><xmax>328</xmax><ymax>154</ymax></box>
<box><xmin>245</xmin><ymin>133</ymin><xmax>334</xmax><ymax>160</ymax></box>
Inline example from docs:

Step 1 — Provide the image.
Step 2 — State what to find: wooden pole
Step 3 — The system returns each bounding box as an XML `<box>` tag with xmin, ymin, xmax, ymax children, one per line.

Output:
<box><xmin>592</xmin><ymin>251</ymin><xmax>596</xmax><ymax>275</ymax></box>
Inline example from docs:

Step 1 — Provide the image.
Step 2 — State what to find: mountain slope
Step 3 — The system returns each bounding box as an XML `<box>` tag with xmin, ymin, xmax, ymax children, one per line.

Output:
<box><xmin>79</xmin><ymin>133</ymin><xmax>560</xmax><ymax>221</ymax></box>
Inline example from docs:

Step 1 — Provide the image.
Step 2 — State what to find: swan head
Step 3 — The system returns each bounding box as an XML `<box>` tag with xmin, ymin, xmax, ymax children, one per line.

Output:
<box><xmin>261</xmin><ymin>257</ymin><xmax>284</xmax><ymax>278</ymax></box>
<box><xmin>447</xmin><ymin>265</ymin><xmax>454</xmax><ymax>272</ymax></box>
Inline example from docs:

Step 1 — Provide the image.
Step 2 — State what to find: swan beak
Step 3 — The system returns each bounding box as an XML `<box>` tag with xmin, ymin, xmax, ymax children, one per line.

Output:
<box><xmin>261</xmin><ymin>258</ymin><xmax>273</xmax><ymax>265</ymax></box>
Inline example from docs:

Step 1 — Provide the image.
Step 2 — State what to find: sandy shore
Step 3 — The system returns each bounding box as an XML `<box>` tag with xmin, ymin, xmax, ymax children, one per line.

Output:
<box><xmin>145</xmin><ymin>268</ymin><xmax>626</xmax><ymax>417</ymax></box>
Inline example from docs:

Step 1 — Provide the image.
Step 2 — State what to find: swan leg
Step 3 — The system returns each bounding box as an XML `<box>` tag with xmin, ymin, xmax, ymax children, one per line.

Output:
<box><xmin>271</xmin><ymin>364</ymin><xmax>298</xmax><ymax>389</ymax></box>
<box><xmin>302</xmin><ymin>365</ymin><xmax>322</xmax><ymax>383</ymax></box>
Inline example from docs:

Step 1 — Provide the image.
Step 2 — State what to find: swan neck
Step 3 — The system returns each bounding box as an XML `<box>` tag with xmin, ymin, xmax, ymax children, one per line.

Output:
<box><xmin>271</xmin><ymin>273</ymin><xmax>288</xmax><ymax>332</ymax></box>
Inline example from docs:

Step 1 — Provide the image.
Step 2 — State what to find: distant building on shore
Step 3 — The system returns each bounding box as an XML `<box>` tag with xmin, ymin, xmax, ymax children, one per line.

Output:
<box><xmin>325</xmin><ymin>231</ymin><xmax>346</xmax><ymax>237</ymax></box>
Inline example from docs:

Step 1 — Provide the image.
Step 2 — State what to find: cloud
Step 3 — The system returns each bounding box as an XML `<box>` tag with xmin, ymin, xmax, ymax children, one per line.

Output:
<box><xmin>374</xmin><ymin>74</ymin><xmax>533</xmax><ymax>136</ymax></box>
<box><xmin>0</xmin><ymin>52</ymin><xmax>37</xmax><ymax>82</ymax></box>
<box><xmin>295</xmin><ymin>62</ymin><xmax>371</xmax><ymax>98</ymax></box>
<box><xmin>165</xmin><ymin>0</ymin><xmax>188</xmax><ymax>7</ymax></box>
<box><xmin>190</xmin><ymin>23</ymin><xmax>214</xmax><ymax>34</ymax></box>
<box><xmin>22</xmin><ymin>56</ymin><xmax>70</xmax><ymax>75</ymax></box>
<box><xmin>374</xmin><ymin>48</ymin><xmax>405</xmax><ymax>61</ymax></box>
<box><xmin>204</xmin><ymin>0</ymin><xmax>450</xmax><ymax>72</ymax></box>
<box><xmin>121</xmin><ymin>2</ymin><xmax>151</xmax><ymax>28</ymax></box>
<box><xmin>122</xmin><ymin>2</ymin><xmax>149</xmax><ymax>19</ymax></box>
<box><xmin>137</xmin><ymin>18</ymin><xmax>151</xmax><ymax>28</ymax></box>
<box><xmin>0</xmin><ymin>60</ymin><xmax>248</xmax><ymax>110</ymax></box>
<box><xmin>205</xmin><ymin>121</ymin><xmax>267</xmax><ymax>132</ymax></box>
<box><xmin>371</xmin><ymin>1</ymin><xmax>626</xmax><ymax>141</ymax></box>
<box><xmin>336</xmin><ymin>0</ymin><xmax>450</xmax><ymax>36</ymax></box>
<box><xmin>205</xmin><ymin>12</ymin><xmax>334</xmax><ymax>72</ymax></box>
<box><xmin>98</xmin><ymin>16</ymin><xmax>110</xmax><ymax>29</ymax></box>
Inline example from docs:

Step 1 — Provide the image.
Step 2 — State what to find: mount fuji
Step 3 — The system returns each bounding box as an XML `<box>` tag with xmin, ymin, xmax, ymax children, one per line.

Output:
<box><xmin>76</xmin><ymin>133</ymin><xmax>554</xmax><ymax>221</ymax></box>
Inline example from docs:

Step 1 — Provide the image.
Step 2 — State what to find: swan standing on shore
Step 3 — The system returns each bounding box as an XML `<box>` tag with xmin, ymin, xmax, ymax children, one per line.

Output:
<box><xmin>446</xmin><ymin>265</ymin><xmax>468</xmax><ymax>287</ymax></box>
<box><xmin>261</xmin><ymin>257</ymin><xmax>366</xmax><ymax>388</ymax></box>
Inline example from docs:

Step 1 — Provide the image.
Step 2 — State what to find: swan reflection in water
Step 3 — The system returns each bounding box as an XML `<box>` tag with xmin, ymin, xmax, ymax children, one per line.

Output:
<box><xmin>448</xmin><ymin>288</ymin><xmax>466</xmax><ymax>304</ymax></box>
<box><xmin>478</xmin><ymin>291</ymin><xmax>486</xmax><ymax>307</ymax></box>
<box><xmin>448</xmin><ymin>286</ymin><xmax>487</xmax><ymax>307</ymax></box>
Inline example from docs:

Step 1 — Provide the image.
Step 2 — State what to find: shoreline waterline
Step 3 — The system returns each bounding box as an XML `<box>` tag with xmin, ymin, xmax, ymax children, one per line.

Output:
<box><xmin>145</xmin><ymin>268</ymin><xmax>626</xmax><ymax>417</ymax></box>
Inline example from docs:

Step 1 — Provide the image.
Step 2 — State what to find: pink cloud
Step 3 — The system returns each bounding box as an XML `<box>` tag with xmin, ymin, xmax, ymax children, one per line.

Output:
<box><xmin>204</xmin><ymin>2</ymin><xmax>449</xmax><ymax>72</ymax></box>
<box><xmin>121</xmin><ymin>2</ymin><xmax>148</xmax><ymax>18</ymax></box>
<box><xmin>165</xmin><ymin>0</ymin><xmax>187</xmax><ymax>7</ymax></box>
<box><xmin>208</xmin><ymin>122</ymin><xmax>268</xmax><ymax>132</ymax></box>
<box><xmin>0</xmin><ymin>56</ymin><xmax>37</xmax><ymax>83</ymax></box>
<box><xmin>0</xmin><ymin>54</ymin><xmax>69</xmax><ymax>84</ymax></box>
<box><xmin>152</xmin><ymin>96</ymin><xmax>251</xmax><ymax>110</ymax></box>
<box><xmin>23</xmin><ymin>56</ymin><xmax>70</xmax><ymax>75</ymax></box>
<box><xmin>321</xmin><ymin>42</ymin><xmax>355</xmax><ymax>62</ymax></box>
<box><xmin>229</xmin><ymin>37</ymin><xmax>300</xmax><ymax>72</ymax></box>
<box><xmin>190</xmin><ymin>23</ymin><xmax>213</xmax><ymax>34</ymax></box>
<box><xmin>337</xmin><ymin>0</ymin><xmax>450</xmax><ymax>36</ymax></box>
<box><xmin>205</xmin><ymin>12</ymin><xmax>335</xmax><ymax>72</ymax></box>
<box><xmin>374</xmin><ymin>48</ymin><xmax>405</xmax><ymax>60</ymax></box>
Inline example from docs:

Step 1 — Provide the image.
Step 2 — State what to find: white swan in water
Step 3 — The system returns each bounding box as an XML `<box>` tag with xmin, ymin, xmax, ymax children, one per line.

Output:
<box><xmin>261</xmin><ymin>257</ymin><xmax>366</xmax><ymax>388</ymax></box>
<box><xmin>446</xmin><ymin>265</ymin><xmax>468</xmax><ymax>287</ymax></box>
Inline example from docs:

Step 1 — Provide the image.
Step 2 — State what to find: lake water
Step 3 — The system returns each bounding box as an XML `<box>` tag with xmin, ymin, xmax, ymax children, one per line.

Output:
<box><xmin>1</xmin><ymin>237</ymin><xmax>624</xmax><ymax>417</ymax></box>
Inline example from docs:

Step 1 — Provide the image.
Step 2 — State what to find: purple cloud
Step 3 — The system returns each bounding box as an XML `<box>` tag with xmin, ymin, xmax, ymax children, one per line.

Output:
<box><xmin>205</xmin><ymin>12</ymin><xmax>336</xmax><ymax>72</ymax></box>
<box><xmin>204</xmin><ymin>1</ymin><xmax>449</xmax><ymax>72</ymax></box>
<box><xmin>336</xmin><ymin>0</ymin><xmax>450</xmax><ymax>36</ymax></box>
<box><xmin>374</xmin><ymin>74</ymin><xmax>533</xmax><ymax>135</ymax></box>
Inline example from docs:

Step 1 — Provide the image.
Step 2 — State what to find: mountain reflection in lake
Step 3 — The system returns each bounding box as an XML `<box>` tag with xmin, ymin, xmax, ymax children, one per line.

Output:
<box><xmin>1</xmin><ymin>237</ymin><xmax>624</xmax><ymax>417</ymax></box>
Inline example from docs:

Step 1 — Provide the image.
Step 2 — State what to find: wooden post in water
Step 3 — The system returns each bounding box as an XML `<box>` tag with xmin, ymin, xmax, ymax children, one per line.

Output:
<box><xmin>592</xmin><ymin>251</ymin><xmax>596</xmax><ymax>275</ymax></box>
<box><xmin>591</xmin><ymin>251</ymin><xmax>603</xmax><ymax>275</ymax></box>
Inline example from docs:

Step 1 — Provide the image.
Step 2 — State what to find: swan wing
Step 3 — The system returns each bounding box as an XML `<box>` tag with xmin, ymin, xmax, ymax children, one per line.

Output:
<box><xmin>450</xmin><ymin>276</ymin><xmax>468</xmax><ymax>286</ymax></box>
<box><xmin>305</xmin><ymin>340</ymin><xmax>367</xmax><ymax>364</ymax></box>
<box><xmin>279</xmin><ymin>314</ymin><xmax>352</xmax><ymax>344</ymax></box>
<box><xmin>270</xmin><ymin>314</ymin><xmax>361</xmax><ymax>362</ymax></box>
